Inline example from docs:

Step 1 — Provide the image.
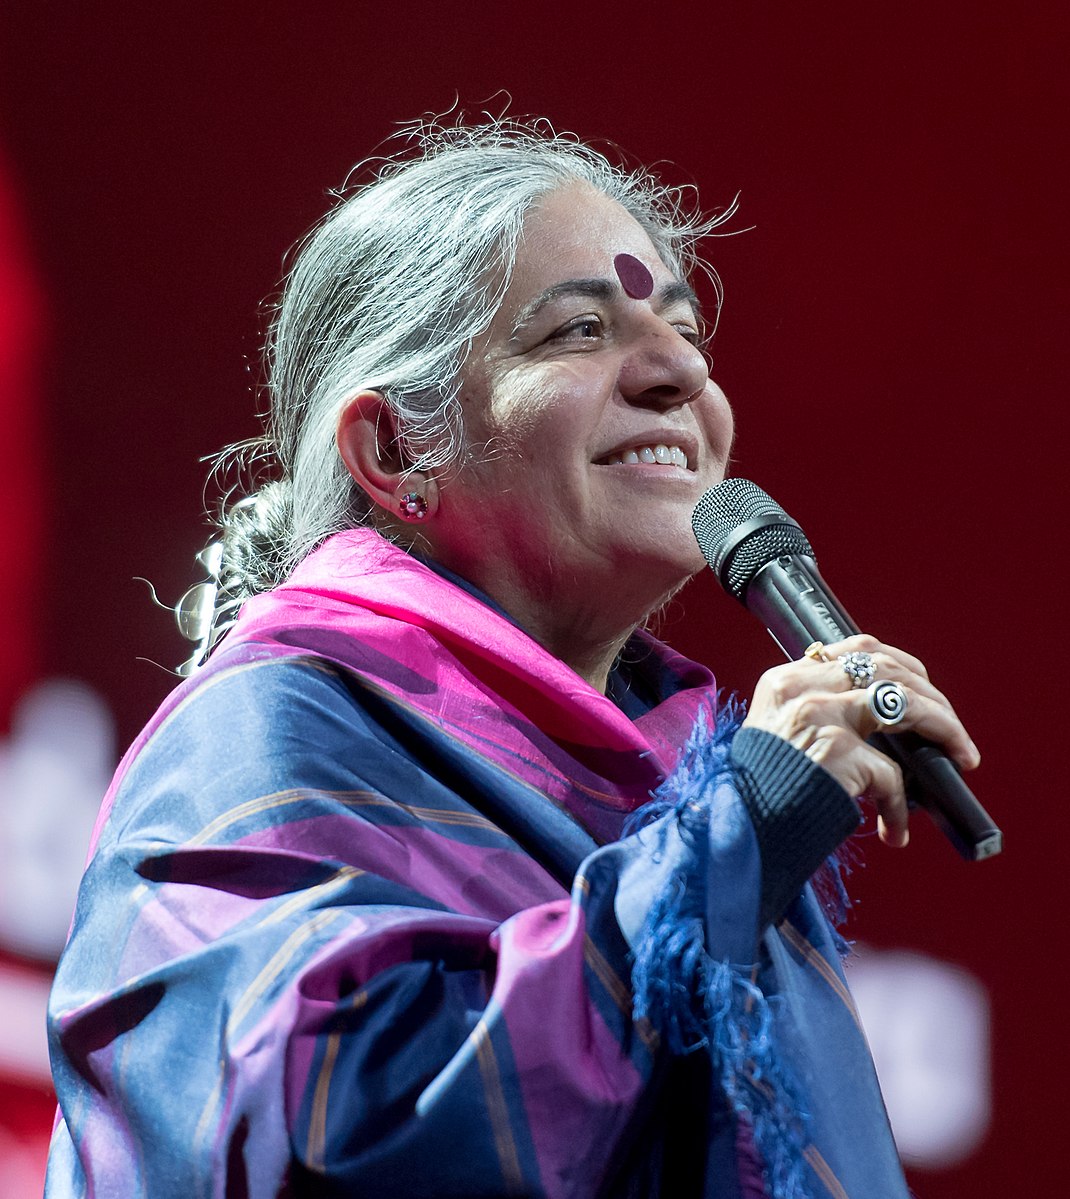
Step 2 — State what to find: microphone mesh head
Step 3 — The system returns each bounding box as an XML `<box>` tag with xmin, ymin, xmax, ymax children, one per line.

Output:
<box><xmin>692</xmin><ymin>478</ymin><xmax>815</xmax><ymax>600</ymax></box>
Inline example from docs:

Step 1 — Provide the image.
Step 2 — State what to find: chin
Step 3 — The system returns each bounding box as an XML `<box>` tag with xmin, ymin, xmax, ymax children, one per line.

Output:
<box><xmin>610</xmin><ymin>541</ymin><xmax>704</xmax><ymax>610</ymax></box>
<box><xmin>642</xmin><ymin>530</ymin><xmax>707</xmax><ymax>576</ymax></box>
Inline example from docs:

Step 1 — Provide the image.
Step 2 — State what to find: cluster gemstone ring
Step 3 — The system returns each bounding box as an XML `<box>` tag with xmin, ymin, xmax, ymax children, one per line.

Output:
<box><xmin>838</xmin><ymin>651</ymin><xmax>876</xmax><ymax>689</ymax></box>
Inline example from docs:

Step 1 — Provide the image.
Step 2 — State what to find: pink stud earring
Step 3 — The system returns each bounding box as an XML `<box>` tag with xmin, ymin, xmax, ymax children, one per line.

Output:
<box><xmin>399</xmin><ymin>491</ymin><xmax>428</xmax><ymax>521</ymax></box>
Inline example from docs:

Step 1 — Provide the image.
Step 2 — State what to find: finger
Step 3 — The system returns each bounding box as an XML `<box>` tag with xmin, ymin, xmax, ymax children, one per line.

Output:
<box><xmin>814</xmin><ymin>649</ymin><xmax>954</xmax><ymax>711</ymax></box>
<box><xmin>864</xmin><ymin>750</ymin><xmax>911</xmax><ymax>848</ymax></box>
<box><xmin>821</xmin><ymin>634</ymin><xmax>930</xmax><ymax>682</ymax></box>
<box><xmin>853</xmin><ymin>685</ymin><xmax>980</xmax><ymax>772</ymax></box>
<box><xmin>799</xmin><ymin>728</ymin><xmax>910</xmax><ymax>847</ymax></box>
<box><xmin>792</xmin><ymin>724</ymin><xmax>909</xmax><ymax>846</ymax></box>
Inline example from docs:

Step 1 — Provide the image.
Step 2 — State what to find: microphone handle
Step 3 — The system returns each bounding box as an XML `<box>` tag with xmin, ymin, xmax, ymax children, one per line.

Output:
<box><xmin>744</xmin><ymin>554</ymin><xmax>1003</xmax><ymax>861</ymax></box>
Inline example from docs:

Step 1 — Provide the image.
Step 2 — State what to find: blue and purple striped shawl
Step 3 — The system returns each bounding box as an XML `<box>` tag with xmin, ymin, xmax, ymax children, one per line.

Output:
<box><xmin>45</xmin><ymin>528</ymin><xmax>907</xmax><ymax>1199</ymax></box>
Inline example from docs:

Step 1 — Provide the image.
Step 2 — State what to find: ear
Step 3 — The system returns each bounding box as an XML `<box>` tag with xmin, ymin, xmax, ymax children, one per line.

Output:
<box><xmin>336</xmin><ymin>390</ymin><xmax>438</xmax><ymax>519</ymax></box>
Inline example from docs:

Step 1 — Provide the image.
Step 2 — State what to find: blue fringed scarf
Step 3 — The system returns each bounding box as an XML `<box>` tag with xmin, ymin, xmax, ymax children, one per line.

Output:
<box><xmin>626</xmin><ymin>703</ymin><xmax>852</xmax><ymax>1199</ymax></box>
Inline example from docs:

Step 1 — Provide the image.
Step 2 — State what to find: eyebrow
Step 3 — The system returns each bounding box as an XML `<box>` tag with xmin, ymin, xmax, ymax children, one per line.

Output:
<box><xmin>510</xmin><ymin>277</ymin><xmax>702</xmax><ymax>334</ymax></box>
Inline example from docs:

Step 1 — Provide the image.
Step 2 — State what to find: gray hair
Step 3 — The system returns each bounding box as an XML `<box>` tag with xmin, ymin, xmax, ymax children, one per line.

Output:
<box><xmin>203</xmin><ymin>118</ymin><xmax>733</xmax><ymax>625</ymax></box>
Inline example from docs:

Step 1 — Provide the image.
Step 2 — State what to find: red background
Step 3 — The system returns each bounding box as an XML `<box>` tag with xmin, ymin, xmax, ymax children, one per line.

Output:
<box><xmin>0</xmin><ymin>3</ymin><xmax>1066</xmax><ymax>1193</ymax></box>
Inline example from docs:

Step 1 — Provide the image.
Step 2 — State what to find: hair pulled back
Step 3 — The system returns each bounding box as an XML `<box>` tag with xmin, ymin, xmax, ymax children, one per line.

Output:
<box><xmin>199</xmin><ymin>117</ymin><xmax>731</xmax><ymax>647</ymax></box>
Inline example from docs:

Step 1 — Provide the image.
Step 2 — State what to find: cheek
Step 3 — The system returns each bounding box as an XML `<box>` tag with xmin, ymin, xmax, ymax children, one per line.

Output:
<box><xmin>479</xmin><ymin>367</ymin><xmax>586</xmax><ymax>452</ymax></box>
<box><xmin>700</xmin><ymin>388</ymin><xmax>735</xmax><ymax>461</ymax></box>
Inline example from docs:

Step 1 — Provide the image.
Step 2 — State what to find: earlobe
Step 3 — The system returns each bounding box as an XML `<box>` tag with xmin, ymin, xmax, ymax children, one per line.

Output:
<box><xmin>336</xmin><ymin>390</ymin><xmax>438</xmax><ymax>520</ymax></box>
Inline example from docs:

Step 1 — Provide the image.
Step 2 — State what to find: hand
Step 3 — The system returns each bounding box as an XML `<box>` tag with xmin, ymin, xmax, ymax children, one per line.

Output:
<box><xmin>741</xmin><ymin>634</ymin><xmax>981</xmax><ymax>848</ymax></box>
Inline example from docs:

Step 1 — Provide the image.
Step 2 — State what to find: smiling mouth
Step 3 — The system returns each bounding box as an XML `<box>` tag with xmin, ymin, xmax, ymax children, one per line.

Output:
<box><xmin>596</xmin><ymin>443</ymin><xmax>692</xmax><ymax>470</ymax></box>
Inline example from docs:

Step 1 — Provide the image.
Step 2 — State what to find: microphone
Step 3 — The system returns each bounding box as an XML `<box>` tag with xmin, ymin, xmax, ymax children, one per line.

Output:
<box><xmin>692</xmin><ymin>478</ymin><xmax>1002</xmax><ymax>862</ymax></box>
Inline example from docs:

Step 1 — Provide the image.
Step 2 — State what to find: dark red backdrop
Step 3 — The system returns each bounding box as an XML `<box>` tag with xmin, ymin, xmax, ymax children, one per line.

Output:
<box><xmin>0</xmin><ymin>3</ymin><xmax>1065</xmax><ymax>1193</ymax></box>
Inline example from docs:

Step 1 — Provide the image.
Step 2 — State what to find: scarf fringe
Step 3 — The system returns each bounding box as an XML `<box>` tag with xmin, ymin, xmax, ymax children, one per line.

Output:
<box><xmin>811</xmin><ymin>840</ymin><xmax>860</xmax><ymax>959</ymax></box>
<box><xmin>628</xmin><ymin>699</ymin><xmax>818</xmax><ymax>1199</ymax></box>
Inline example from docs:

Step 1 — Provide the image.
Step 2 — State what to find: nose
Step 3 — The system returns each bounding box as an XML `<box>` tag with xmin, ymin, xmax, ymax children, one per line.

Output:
<box><xmin>617</xmin><ymin>318</ymin><xmax>710</xmax><ymax>410</ymax></box>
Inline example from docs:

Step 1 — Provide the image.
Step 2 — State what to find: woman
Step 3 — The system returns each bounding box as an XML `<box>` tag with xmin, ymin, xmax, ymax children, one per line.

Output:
<box><xmin>45</xmin><ymin>121</ymin><xmax>978</xmax><ymax>1198</ymax></box>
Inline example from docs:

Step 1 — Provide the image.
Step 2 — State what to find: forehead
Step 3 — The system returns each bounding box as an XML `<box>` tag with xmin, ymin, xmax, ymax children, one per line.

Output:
<box><xmin>506</xmin><ymin>185</ymin><xmax>669</xmax><ymax>297</ymax></box>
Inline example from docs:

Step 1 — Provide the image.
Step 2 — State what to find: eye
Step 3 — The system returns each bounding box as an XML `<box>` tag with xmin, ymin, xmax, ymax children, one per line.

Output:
<box><xmin>551</xmin><ymin>315</ymin><xmax>603</xmax><ymax>342</ymax></box>
<box><xmin>660</xmin><ymin>303</ymin><xmax>704</xmax><ymax>348</ymax></box>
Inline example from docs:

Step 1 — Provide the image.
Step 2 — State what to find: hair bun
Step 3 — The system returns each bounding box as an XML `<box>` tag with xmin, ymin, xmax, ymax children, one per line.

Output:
<box><xmin>175</xmin><ymin>480</ymin><xmax>295</xmax><ymax>674</ymax></box>
<box><xmin>218</xmin><ymin>480</ymin><xmax>295</xmax><ymax>598</ymax></box>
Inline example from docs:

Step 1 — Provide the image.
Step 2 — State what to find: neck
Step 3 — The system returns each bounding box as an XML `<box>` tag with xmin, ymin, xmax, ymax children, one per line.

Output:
<box><xmin>418</xmin><ymin>540</ymin><xmax>686</xmax><ymax>696</ymax></box>
<box><xmin>525</xmin><ymin>619</ymin><xmax>633</xmax><ymax>695</ymax></box>
<box><xmin>458</xmin><ymin>568</ymin><xmax>656</xmax><ymax>695</ymax></box>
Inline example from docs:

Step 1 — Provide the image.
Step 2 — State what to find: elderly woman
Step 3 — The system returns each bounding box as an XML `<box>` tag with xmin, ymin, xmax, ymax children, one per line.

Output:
<box><xmin>45</xmin><ymin>122</ymin><xmax>977</xmax><ymax>1198</ymax></box>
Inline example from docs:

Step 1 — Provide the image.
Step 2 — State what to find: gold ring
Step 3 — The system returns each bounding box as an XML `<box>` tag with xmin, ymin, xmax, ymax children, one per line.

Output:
<box><xmin>803</xmin><ymin>641</ymin><xmax>832</xmax><ymax>663</ymax></box>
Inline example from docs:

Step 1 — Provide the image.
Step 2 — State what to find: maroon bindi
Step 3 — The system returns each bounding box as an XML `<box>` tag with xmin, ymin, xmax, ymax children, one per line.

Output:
<box><xmin>613</xmin><ymin>252</ymin><xmax>654</xmax><ymax>300</ymax></box>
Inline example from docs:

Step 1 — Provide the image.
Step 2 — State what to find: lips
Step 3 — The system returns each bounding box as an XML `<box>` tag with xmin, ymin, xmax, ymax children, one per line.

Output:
<box><xmin>595</xmin><ymin>442</ymin><xmax>693</xmax><ymax>470</ymax></box>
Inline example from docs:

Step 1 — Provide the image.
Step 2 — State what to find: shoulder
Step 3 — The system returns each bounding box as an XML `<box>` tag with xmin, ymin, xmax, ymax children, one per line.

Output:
<box><xmin>102</xmin><ymin>648</ymin><xmax>394</xmax><ymax>847</ymax></box>
<box><xmin>160</xmin><ymin>645</ymin><xmax>365</xmax><ymax>754</ymax></box>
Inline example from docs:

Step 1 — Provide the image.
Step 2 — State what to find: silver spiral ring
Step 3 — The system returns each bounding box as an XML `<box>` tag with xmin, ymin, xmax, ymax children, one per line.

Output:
<box><xmin>839</xmin><ymin>650</ymin><xmax>876</xmax><ymax>689</ymax></box>
<box><xmin>867</xmin><ymin>680</ymin><xmax>909</xmax><ymax>726</ymax></box>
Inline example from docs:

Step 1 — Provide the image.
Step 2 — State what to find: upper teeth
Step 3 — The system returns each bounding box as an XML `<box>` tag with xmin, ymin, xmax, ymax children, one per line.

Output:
<box><xmin>604</xmin><ymin>444</ymin><xmax>689</xmax><ymax>468</ymax></box>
